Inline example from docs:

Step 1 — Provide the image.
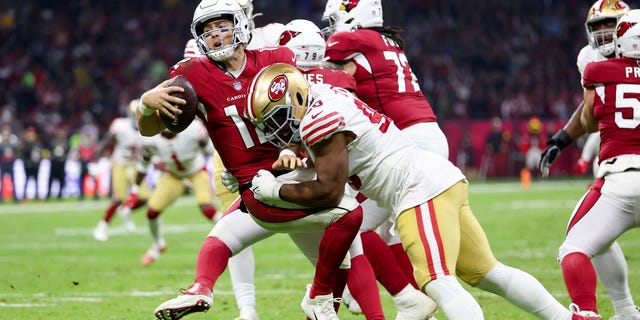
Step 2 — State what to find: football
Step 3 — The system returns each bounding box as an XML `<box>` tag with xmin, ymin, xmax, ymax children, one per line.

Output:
<box><xmin>161</xmin><ymin>75</ymin><xmax>198</xmax><ymax>133</ymax></box>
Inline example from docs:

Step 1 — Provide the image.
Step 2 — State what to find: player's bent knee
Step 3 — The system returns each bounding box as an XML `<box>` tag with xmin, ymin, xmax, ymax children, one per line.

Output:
<box><xmin>558</xmin><ymin>242</ymin><xmax>592</xmax><ymax>263</ymax></box>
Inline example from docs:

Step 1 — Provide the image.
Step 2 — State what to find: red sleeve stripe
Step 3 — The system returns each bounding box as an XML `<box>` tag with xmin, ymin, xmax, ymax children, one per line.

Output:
<box><xmin>302</xmin><ymin>112</ymin><xmax>345</xmax><ymax>145</ymax></box>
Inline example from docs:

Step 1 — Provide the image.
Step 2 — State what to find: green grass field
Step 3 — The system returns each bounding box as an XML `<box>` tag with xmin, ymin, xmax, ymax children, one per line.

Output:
<box><xmin>1</xmin><ymin>178</ymin><xmax>639</xmax><ymax>319</ymax></box>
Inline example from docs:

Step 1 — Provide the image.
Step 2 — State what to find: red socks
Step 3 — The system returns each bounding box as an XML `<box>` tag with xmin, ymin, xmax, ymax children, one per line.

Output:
<box><xmin>347</xmin><ymin>254</ymin><xmax>385</xmax><ymax>319</ymax></box>
<box><xmin>195</xmin><ymin>237</ymin><xmax>231</xmax><ymax>289</ymax></box>
<box><xmin>102</xmin><ymin>202</ymin><xmax>120</xmax><ymax>222</ymax></box>
<box><xmin>361</xmin><ymin>231</ymin><xmax>410</xmax><ymax>295</ymax></box>
<box><xmin>200</xmin><ymin>205</ymin><xmax>217</xmax><ymax>220</ymax></box>
<box><xmin>310</xmin><ymin>207</ymin><xmax>362</xmax><ymax>298</ymax></box>
<box><xmin>389</xmin><ymin>242</ymin><xmax>419</xmax><ymax>289</ymax></box>
<box><xmin>562</xmin><ymin>252</ymin><xmax>598</xmax><ymax>313</ymax></box>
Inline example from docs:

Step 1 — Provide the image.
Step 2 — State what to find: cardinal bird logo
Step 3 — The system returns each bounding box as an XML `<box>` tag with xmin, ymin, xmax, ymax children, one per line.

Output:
<box><xmin>278</xmin><ymin>30</ymin><xmax>300</xmax><ymax>45</ymax></box>
<box><xmin>340</xmin><ymin>0</ymin><xmax>360</xmax><ymax>12</ymax></box>
<box><xmin>617</xmin><ymin>21</ymin><xmax>637</xmax><ymax>38</ymax></box>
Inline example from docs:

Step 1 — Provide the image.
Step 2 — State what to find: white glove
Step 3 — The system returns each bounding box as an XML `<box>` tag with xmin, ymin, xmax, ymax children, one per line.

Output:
<box><xmin>220</xmin><ymin>170</ymin><xmax>239</xmax><ymax>193</ymax></box>
<box><xmin>251</xmin><ymin>169</ymin><xmax>283</xmax><ymax>206</ymax></box>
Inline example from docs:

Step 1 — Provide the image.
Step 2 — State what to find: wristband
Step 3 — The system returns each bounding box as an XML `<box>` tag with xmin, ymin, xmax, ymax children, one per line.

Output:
<box><xmin>130</xmin><ymin>184</ymin><xmax>139</xmax><ymax>194</ymax></box>
<box><xmin>549</xmin><ymin>129</ymin><xmax>573</xmax><ymax>149</ymax></box>
<box><xmin>138</xmin><ymin>97</ymin><xmax>155</xmax><ymax>116</ymax></box>
<box><xmin>279</xmin><ymin>148</ymin><xmax>296</xmax><ymax>158</ymax></box>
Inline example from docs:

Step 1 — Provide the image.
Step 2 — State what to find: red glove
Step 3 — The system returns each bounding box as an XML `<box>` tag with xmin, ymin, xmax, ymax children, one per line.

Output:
<box><xmin>123</xmin><ymin>193</ymin><xmax>139</xmax><ymax>208</ymax></box>
<box><xmin>573</xmin><ymin>158</ymin><xmax>590</xmax><ymax>175</ymax></box>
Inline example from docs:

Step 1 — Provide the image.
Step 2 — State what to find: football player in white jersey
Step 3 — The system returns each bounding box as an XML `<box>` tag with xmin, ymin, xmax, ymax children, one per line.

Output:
<box><xmin>245</xmin><ymin>63</ymin><xmax>603</xmax><ymax>320</ymax></box>
<box><xmin>123</xmin><ymin>119</ymin><xmax>218</xmax><ymax>266</ymax></box>
<box><xmin>93</xmin><ymin>100</ymin><xmax>150</xmax><ymax>241</ymax></box>
<box><xmin>320</xmin><ymin>0</ymin><xmax>449</xmax><ymax>296</ymax></box>
<box><xmin>278</xmin><ymin>18</ymin><xmax>437</xmax><ymax>319</ymax></box>
<box><xmin>539</xmin><ymin>1</ymin><xmax>639</xmax><ymax>319</ymax></box>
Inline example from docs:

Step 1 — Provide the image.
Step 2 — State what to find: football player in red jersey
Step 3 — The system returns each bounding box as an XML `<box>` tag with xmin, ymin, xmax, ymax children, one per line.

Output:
<box><xmin>558</xmin><ymin>9</ymin><xmax>640</xmax><ymax>319</ymax></box>
<box><xmin>136</xmin><ymin>1</ymin><xmax>366</xmax><ymax>319</ymax></box>
<box><xmin>279</xmin><ymin>18</ymin><xmax>438</xmax><ymax>320</ymax></box>
<box><xmin>540</xmin><ymin>1</ymin><xmax>639</xmax><ymax>319</ymax></box>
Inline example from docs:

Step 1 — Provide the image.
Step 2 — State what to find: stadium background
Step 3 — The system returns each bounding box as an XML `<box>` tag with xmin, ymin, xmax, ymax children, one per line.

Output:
<box><xmin>1</xmin><ymin>1</ymin><xmax>600</xmax><ymax>201</ymax></box>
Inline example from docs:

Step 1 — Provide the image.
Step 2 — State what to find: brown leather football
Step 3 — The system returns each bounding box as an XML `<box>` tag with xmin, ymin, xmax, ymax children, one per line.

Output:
<box><xmin>161</xmin><ymin>75</ymin><xmax>198</xmax><ymax>133</ymax></box>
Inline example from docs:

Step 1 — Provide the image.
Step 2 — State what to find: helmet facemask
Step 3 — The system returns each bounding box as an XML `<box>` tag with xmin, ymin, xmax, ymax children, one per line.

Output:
<box><xmin>258</xmin><ymin>103</ymin><xmax>302</xmax><ymax>148</ymax></box>
<box><xmin>587</xmin><ymin>18</ymin><xmax>619</xmax><ymax>57</ymax></box>
<box><xmin>585</xmin><ymin>0</ymin><xmax>631</xmax><ymax>57</ymax></box>
<box><xmin>191</xmin><ymin>0</ymin><xmax>249</xmax><ymax>62</ymax></box>
<box><xmin>246</xmin><ymin>64</ymin><xmax>310</xmax><ymax>148</ymax></box>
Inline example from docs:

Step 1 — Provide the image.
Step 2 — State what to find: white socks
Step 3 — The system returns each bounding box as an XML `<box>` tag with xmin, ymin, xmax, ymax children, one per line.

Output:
<box><xmin>477</xmin><ymin>262</ymin><xmax>570</xmax><ymax>320</ymax></box>
<box><xmin>229</xmin><ymin>247</ymin><xmax>257</xmax><ymax>310</ymax></box>
<box><xmin>592</xmin><ymin>242</ymin><xmax>636</xmax><ymax>315</ymax></box>
<box><xmin>425</xmin><ymin>275</ymin><xmax>484</xmax><ymax>319</ymax></box>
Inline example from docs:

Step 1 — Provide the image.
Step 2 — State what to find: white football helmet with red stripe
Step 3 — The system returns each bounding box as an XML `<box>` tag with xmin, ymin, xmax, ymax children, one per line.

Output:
<box><xmin>279</xmin><ymin>19</ymin><xmax>326</xmax><ymax>71</ymax></box>
<box><xmin>322</xmin><ymin>0</ymin><xmax>383</xmax><ymax>36</ymax></box>
<box><xmin>614</xmin><ymin>9</ymin><xmax>640</xmax><ymax>58</ymax></box>
<box><xmin>245</xmin><ymin>63</ymin><xmax>309</xmax><ymax>148</ymax></box>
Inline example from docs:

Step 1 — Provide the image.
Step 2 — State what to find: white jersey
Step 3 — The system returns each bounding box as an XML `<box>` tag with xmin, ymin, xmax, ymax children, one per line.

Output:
<box><xmin>300</xmin><ymin>85</ymin><xmax>465</xmax><ymax>218</ymax></box>
<box><xmin>576</xmin><ymin>45</ymin><xmax>607</xmax><ymax>78</ymax></box>
<box><xmin>141</xmin><ymin>120</ymin><xmax>212</xmax><ymax>178</ymax></box>
<box><xmin>245</xmin><ymin>23</ymin><xmax>285</xmax><ymax>50</ymax></box>
<box><xmin>108</xmin><ymin>117</ymin><xmax>142</xmax><ymax>166</ymax></box>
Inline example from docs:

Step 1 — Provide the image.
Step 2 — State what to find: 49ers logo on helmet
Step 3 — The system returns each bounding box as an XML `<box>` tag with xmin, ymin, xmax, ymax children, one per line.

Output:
<box><xmin>617</xmin><ymin>21</ymin><xmax>637</xmax><ymax>38</ymax></box>
<box><xmin>269</xmin><ymin>75</ymin><xmax>288</xmax><ymax>101</ymax></box>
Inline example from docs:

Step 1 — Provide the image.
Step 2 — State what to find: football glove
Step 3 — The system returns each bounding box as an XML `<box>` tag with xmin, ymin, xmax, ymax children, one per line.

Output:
<box><xmin>251</xmin><ymin>169</ymin><xmax>283</xmax><ymax>206</ymax></box>
<box><xmin>220</xmin><ymin>170</ymin><xmax>239</xmax><ymax>193</ymax></box>
<box><xmin>539</xmin><ymin>129</ymin><xmax>572</xmax><ymax>178</ymax></box>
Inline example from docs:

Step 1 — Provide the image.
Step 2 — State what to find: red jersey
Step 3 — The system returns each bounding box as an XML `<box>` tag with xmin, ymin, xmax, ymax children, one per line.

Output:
<box><xmin>325</xmin><ymin>29</ymin><xmax>436</xmax><ymax>129</ymax></box>
<box><xmin>582</xmin><ymin>57</ymin><xmax>640</xmax><ymax>162</ymax></box>
<box><xmin>302</xmin><ymin>68</ymin><xmax>356</xmax><ymax>91</ymax></box>
<box><xmin>169</xmin><ymin>47</ymin><xmax>296</xmax><ymax>184</ymax></box>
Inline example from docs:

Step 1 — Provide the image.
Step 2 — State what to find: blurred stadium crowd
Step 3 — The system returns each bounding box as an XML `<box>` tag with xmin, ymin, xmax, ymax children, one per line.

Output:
<box><xmin>0</xmin><ymin>0</ymin><xmax>594</xmax><ymax>201</ymax></box>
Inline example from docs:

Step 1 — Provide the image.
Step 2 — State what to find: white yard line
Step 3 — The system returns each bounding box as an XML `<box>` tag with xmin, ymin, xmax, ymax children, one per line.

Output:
<box><xmin>0</xmin><ymin>288</ymin><xmax>305</xmax><ymax>308</ymax></box>
<box><xmin>0</xmin><ymin>196</ymin><xmax>197</xmax><ymax>215</ymax></box>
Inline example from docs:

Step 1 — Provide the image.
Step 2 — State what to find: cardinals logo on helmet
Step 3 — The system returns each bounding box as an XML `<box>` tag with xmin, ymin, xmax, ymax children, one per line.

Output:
<box><xmin>340</xmin><ymin>0</ymin><xmax>360</xmax><ymax>12</ymax></box>
<box><xmin>278</xmin><ymin>30</ymin><xmax>301</xmax><ymax>45</ymax></box>
<box><xmin>617</xmin><ymin>21</ymin><xmax>637</xmax><ymax>37</ymax></box>
<box><xmin>268</xmin><ymin>75</ymin><xmax>288</xmax><ymax>101</ymax></box>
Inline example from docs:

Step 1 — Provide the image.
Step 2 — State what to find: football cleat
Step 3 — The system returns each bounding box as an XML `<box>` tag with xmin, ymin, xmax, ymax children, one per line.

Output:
<box><xmin>341</xmin><ymin>285</ymin><xmax>363</xmax><ymax>314</ymax></box>
<box><xmin>610</xmin><ymin>306</ymin><xmax>640</xmax><ymax>320</ymax></box>
<box><xmin>141</xmin><ymin>242</ymin><xmax>167</xmax><ymax>266</ymax></box>
<box><xmin>570</xmin><ymin>303</ymin><xmax>602</xmax><ymax>319</ymax></box>
<box><xmin>92</xmin><ymin>220</ymin><xmax>109</xmax><ymax>242</ymax></box>
<box><xmin>300</xmin><ymin>284</ymin><xmax>340</xmax><ymax>320</ymax></box>
<box><xmin>392</xmin><ymin>285</ymin><xmax>439</xmax><ymax>320</ymax></box>
<box><xmin>154</xmin><ymin>283</ymin><xmax>212</xmax><ymax>320</ymax></box>
<box><xmin>234</xmin><ymin>305</ymin><xmax>259</xmax><ymax>320</ymax></box>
